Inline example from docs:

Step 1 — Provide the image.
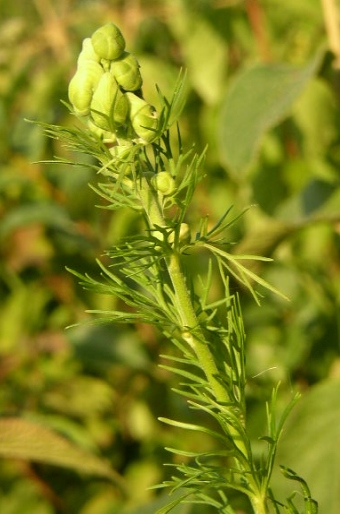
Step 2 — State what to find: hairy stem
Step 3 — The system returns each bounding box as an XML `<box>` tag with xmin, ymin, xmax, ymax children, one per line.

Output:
<box><xmin>167</xmin><ymin>251</ymin><xmax>231</xmax><ymax>404</ymax></box>
<box><xmin>138</xmin><ymin>174</ymin><xmax>268</xmax><ymax>512</ymax></box>
<box><xmin>167</xmin><ymin>251</ymin><xmax>268</xmax><ymax>514</ymax></box>
<box><xmin>138</xmin><ymin>176</ymin><xmax>231</xmax><ymax>405</ymax></box>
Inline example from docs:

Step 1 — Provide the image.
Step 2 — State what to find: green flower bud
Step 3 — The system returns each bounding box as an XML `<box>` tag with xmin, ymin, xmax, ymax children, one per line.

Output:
<box><xmin>109</xmin><ymin>143</ymin><xmax>133</xmax><ymax>160</ymax></box>
<box><xmin>68</xmin><ymin>61</ymin><xmax>103</xmax><ymax>116</ymax></box>
<box><xmin>77</xmin><ymin>38</ymin><xmax>101</xmax><ymax>66</ymax></box>
<box><xmin>126</xmin><ymin>92</ymin><xmax>158</xmax><ymax>142</ymax></box>
<box><xmin>100</xmin><ymin>58</ymin><xmax>111</xmax><ymax>72</ymax></box>
<box><xmin>87</xmin><ymin>119</ymin><xmax>117</xmax><ymax>143</ymax></box>
<box><xmin>168</xmin><ymin>223</ymin><xmax>191</xmax><ymax>245</ymax></box>
<box><xmin>111</xmin><ymin>52</ymin><xmax>143</xmax><ymax>91</ymax></box>
<box><xmin>90</xmin><ymin>72</ymin><xmax>129</xmax><ymax>130</ymax></box>
<box><xmin>91</xmin><ymin>23</ymin><xmax>125</xmax><ymax>60</ymax></box>
<box><xmin>152</xmin><ymin>172</ymin><xmax>176</xmax><ymax>195</ymax></box>
<box><xmin>179</xmin><ymin>223</ymin><xmax>191</xmax><ymax>243</ymax></box>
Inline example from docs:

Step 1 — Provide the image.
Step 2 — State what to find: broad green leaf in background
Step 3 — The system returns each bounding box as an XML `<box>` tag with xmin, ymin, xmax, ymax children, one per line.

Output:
<box><xmin>0</xmin><ymin>417</ymin><xmax>121</xmax><ymax>483</ymax></box>
<box><xmin>218</xmin><ymin>51</ymin><xmax>323</xmax><ymax>174</ymax></box>
<box><xmin>292</xmin><ymin>78</ymin><xmax>338</xmax><ymax>160</ymax></box>
<box><xmin>271</xmin><ymin>378</ymin><xmax>340</xmax><ymax>514</ymax></box>
<box><xmin>275</xmin><ymin>178</ymin><xmax>337</xmax><ymax>221</ymax></box>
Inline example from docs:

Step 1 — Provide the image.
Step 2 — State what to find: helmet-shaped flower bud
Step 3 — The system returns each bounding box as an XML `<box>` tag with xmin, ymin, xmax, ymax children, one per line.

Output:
<box><xmin>77</xmin><ymin>38</ymin><xmax>101</xmax><ymax>66</ymax></box>
<box><xmin>68</xmin><ymin>61</ymin><xmax>103</xmax><ymax>116</ymax></box>
<box><xmin>109</xmin><ymin>142</ymin><xmax>134</xmax><ymax>161</ymax></box>
<box><xmin>152</xmin><ymin>172</ymin><xmax>176</xmax><ymax>195</ymax></box>
<box><xmin>178</xmin><ymin>223</ymin><xmax>191</xmax><ymax>243</ymax></box>
<box><xmin>87</xmin><ymin>119</ymin><xmax>117</xmax><ymax>143</ymax></box>
<box><xmin>111</xmin><ymin>52</ymin><xmax>143</xmax><ymax>91</ymax></box>
<box><xmin>168</xmin><ymin>223</ymin><xmax>191</xmax><ymax>245</ymax></box>
<box><xmin>91</xmin><ymin>23</ymin><xmax>125</xmax><ymax>60</ymax></box>
<box><xmin>90</xmin><ymin>72</ymin><xmax>128</xmax><ymax>130</ymax></box>
<box><xmin>126</xmin><ymin>92</ymin><xmax>158</xmax><ymax>142</ymax></box>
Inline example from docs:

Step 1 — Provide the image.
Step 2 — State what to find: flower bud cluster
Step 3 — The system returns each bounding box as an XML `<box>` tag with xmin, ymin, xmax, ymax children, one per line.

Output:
<box><xmin>151</xmin><ymin>172</ymin><xmax>176</xmax><ymax>196</ymax></box>
<box><xmin>68</xmin><ymin>23</ymin><xmax>158</xmax><ymax>143</ymax></box>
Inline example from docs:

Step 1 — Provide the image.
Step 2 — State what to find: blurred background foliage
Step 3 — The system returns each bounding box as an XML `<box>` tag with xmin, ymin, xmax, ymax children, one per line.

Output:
<box><xmin>0</xmin><ymin>0</ymin><xmax>339</xmax><ymax>512</ymax></box>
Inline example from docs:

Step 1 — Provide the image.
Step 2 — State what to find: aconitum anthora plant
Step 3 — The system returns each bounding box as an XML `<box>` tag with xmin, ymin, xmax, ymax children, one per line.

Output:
<box><xmin>38</xmin><ymin>22</ymin><xmax>318</xmax><ymax>514</ymax></box>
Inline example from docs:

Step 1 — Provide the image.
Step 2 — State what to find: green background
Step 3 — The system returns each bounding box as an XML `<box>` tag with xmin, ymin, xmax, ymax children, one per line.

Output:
<box><xmin>0</xmin><ymin>0</ymin><xmax>339</xmax><ymax>512</ymax></box>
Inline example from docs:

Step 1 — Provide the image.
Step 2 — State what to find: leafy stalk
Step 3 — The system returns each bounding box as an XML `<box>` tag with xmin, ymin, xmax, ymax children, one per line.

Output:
<box><xmin>38</xmin><ymin>23</ymin><xmax>318</xmax><ymax>514</ymax></box>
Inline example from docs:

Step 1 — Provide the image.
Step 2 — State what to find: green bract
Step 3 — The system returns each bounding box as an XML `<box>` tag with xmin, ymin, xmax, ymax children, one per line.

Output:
<box><xmin>91</xmin><ymin>23</ymin><xmax>125</xmax><ymax>60</ymax></box>
<box><xmin>111</xmin><ymin>52</ymin><xmax>143</xmax><ymax>91</ymax></box>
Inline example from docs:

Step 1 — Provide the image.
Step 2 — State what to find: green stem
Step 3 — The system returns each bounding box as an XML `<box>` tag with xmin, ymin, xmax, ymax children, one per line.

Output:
<box><xmin>167</xmin><ymin>251</ymin><xmax>230</xmax><ymax>403</ymax></box>
<box><xmin>138</xmin><ymin>175</ymin><xmax>268</xmax><ymax>514</ymax></box>
<box><xmin>168</xmin><ymin>250</ymin><xmax>269</xmax><ymax>514</ymax></box>
<box><xmin>139</xmin><ymin>181</ymin><xmax>246</xmax><ymax>435</ymax></box>
<box><xmin>138</xmin><ymin>177</ymin><xmax>229</xmax><ymax>402</ymax></box>
<box><xmin>250</xmin><ymin>495</ymin><xmax>268</xmax><ymax>514</ymax></box>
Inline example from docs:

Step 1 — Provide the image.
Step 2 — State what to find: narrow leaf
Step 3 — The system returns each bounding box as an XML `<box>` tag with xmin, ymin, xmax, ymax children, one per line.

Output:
<box><xmin>158</xmin><ymin>417</ymin><xmax>225</xmax><ymax>441</ymax></box>
<box><xmin>156</xmin><ymin>492</ymin><xmax>192</xmax><ymax>514</ymax></box>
